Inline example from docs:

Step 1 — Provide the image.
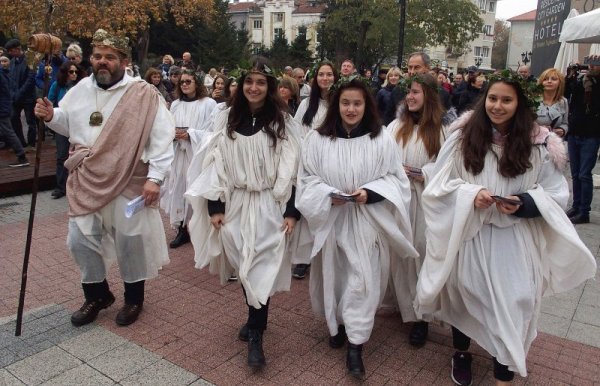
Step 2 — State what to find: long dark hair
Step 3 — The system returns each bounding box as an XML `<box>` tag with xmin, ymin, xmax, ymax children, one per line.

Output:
<box><xmin>175</xmin><ymin>69</ymin><xmax>209</xmax><ymax>100</ymax></box>
<box><xmin>461</xmin><ymin>79</ymin><xmax>536</xmax><ymax>177</ymax></box>
<box><xmin>396</xmin><ymin>74</ymin><xmax>445</xmax><ymax>159</ymax></box>
<box><xmin>227</xmin><ymin>57</ymin><xmax>287</xmax><ymax>146</ymax></box>
<box><xmin>302</xmin><ymin>61</ymin><xmax>339</xmax><ymax>126</ymax></box>
<box><xmin>317</xmin><ymin>78</ymin><xmax>381</xmax><ymax>139</ymax></box>
<box><xmin>56</xmin><ymin>62</ymin><xmax>84</xmax><ymax>88</ymax></box>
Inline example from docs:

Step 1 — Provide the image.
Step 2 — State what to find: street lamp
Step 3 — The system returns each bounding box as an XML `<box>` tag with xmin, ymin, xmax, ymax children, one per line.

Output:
<box><xmin>319</xmin><ymin>14</ymin><xmax>326</xmax><ymax>61</ymax></box>
<box><xmin>521</xmin><ymin>51</ymin><xmax>532</xmax><ymax>65</ymax></box>
<box><xmin>474</xmin><ymin>57</ymin><xmax>482</xmax><ymax>67</ymax></box>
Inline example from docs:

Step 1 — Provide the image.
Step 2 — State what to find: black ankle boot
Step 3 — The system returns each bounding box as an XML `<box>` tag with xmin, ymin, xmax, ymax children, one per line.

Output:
<box><xmin>169</xmin><ymin>224</ymin><xmax>190</xmax><ymax>248</ymax></box>
<box><xmin>329</xmin><ymin>325</ymin><xmax>347</xmax><ymax>348</ymax></box>
<box><xmin>247</xmin><ymin>329</ymin><xmax>266</xmax><ymax>368</ymax></box>
<box><xmin>409</xmin><ymin>321</ymin><xmax>429</xmax><ymax>347</ymax></box>
<box><xmin>71</xmin><ymin>281</ymin><xmax>115</xmax><ymax>326</ymax></box>
<box><xmin>346</xmin><ymin>343</ymin><xmax>365</xmax><ymax>379</ymax></box>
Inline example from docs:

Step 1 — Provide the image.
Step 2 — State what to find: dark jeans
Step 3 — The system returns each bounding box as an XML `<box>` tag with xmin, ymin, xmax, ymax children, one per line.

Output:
<box><xmin>0</xmin><ymin>117</ymin><xmax>25</xmax><ymax>158</ymax></box>
<box><xmin>568</xmin><ymin>136</ymin><xmax>600</xmax><ymax>215</ymax></box>
<box><xmin>242</xmin><ymin>287</ymin><xmax>269</xmax><ymax>332</ymax></box>
<box><xmin>452</xmin><ymin>326</ymin><xmax>514</xmax><ymax>382</ymax></box>
<box><xmin>55</xmin><ymin>133</ymin><xmax>69</xmax><ymax>194</ymax></box>
<box><xmin>11</xmin><ymin>102</ymin><xmax>37</xmax><ymax>147</ymax></box>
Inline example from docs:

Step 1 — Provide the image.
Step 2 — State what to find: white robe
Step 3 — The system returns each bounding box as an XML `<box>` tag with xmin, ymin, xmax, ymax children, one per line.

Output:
<box><xmin>415</xmin><ymin>130</ymin><xmax>596</xmax><ymax>376</ymax></box>
<box><xmin>289</xmin><ymin>97</ymin><xmax>329</xmax><ymax>265</ymax></box>
<box><xmin>296</xmin><ymin>129</ymin><xmax>418</xmax><ymax>344</ymax></box>
<box><xmin>161</xmin><ymin>97</ymin><xmax>216</xmax><ymax>227</ymax></box>
<box><xmin>385</xmin><ymin>120</ymin><xmax>446</xmax><ymax>322</ymax></box>
<box><xmin>186</xmin><ymin>108</ymin><xmax>300</xmax><ymax>308</ymax></box>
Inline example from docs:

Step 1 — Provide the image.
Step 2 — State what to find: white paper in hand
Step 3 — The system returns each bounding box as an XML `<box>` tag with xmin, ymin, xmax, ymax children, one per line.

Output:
<box><xmin>125</xmin><ymin>196</ymin><xmax>145</xmax><ymax>218</ymax></box>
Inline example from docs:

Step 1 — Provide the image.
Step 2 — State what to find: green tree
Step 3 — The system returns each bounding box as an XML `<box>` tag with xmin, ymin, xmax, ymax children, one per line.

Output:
<box><xmin>322</xmin><ymin>0</ymin><xmax>483</xmax><ymax>68</ymax></box>
<box><xmin>267</xmin><ymin>34</ymin><xmax>291</xmax><ymax>70</ymax></box>
<box><xmin>491</xmin><ymin>19</ymin><xmax>510</xmax><ymax>70</ymax></box>
<box><xmin>288</xmin><ymin>26</ymin><xmax>314</xmax><ymax>68</ymax></box>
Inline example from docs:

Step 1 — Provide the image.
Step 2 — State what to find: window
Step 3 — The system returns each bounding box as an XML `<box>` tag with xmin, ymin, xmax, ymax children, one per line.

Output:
<box><xmin>474</xmin><ymin>46</ymin><xmax>482</xmax><ymax>57</ymax></box>
<box><xmin>482</xmin><ymin>47</ymin><xmax>490</xmax><ymax>58</ymax></box>
<box><xmin>274</xmin><ymin>13</ymin><xmax>284</xmax><ymax>22</ymax></box>
<box><xmin>488</xmin><ymin>1</ymin><xmax>496</xmax><ymax>12</ymax></box>
<box><xmin>253</xmin><ymin>20</ymin><xmax>262</xmax><ymax>29</ymax></box>
<box><xmin>274</xmin><ymin>28</ymin><xmax>283</xmax><ymax>39</ymax></box>
<box><xmin>478</xmin><ymin>0</ymin><xmax>486</xmax><ymax>11</ymax></box>
<box><xmin>483</xmin><ymin>24</ymin><xmax>493</xmax><ymax>35</ymax></box>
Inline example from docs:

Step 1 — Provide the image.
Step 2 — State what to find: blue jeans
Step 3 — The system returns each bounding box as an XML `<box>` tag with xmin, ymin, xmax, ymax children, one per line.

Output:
<box><xmin>568</xmin><ymin>136</ymin><xmax>600</xmax><ymax>215</ymax></box>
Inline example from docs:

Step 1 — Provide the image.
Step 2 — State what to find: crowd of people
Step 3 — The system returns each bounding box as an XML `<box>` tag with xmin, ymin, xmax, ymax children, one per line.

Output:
<box><xmin>0</xmin><ymin>28</ymin><xmax>596</xmax><ymax>385</ymax></box>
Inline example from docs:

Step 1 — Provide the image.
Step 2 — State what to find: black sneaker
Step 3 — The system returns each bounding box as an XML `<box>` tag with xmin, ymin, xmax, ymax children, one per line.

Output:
<box><xmin>292</xmin><ymin>264</ymin><xmax>310</xmax><ymax>279</ymax></box>
<box><xmin>8</xmin><ymin>157</ymin><xmax>29</xmax><ymax>168</ymax></box>
<box><xmin>451</xmin><ymin>351</ymin><xmax>473</xmax><ymax>386</ymax></box>
<box><xmin>228</xmin><ymin>273</ymin><xmax>238</xmax><ymax>282</ymax></box>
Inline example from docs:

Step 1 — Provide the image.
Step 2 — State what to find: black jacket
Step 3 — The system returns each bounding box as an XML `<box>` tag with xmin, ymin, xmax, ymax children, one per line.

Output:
<box><xmin>457</xmin><ymin>83</ymin><xmax>483</xmax><ymax>115</ymax></box>
<box><xmin>567</xmin><ymin>73</ymin><xmax>600</xmax><ymax>138</ymax></box>
<box><xmin>9</xmin><ymin>55</ymin><xmax>36</xmax><ymax>105</ymax></box>
<box><xmin>0</xmin><ymin>69</ymin><xmax>12</xmax><ymax>118</ymax></box>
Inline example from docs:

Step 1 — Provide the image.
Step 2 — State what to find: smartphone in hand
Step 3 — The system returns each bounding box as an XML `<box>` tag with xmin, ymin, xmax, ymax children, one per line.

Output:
<box><xmin>491</xmin><ymin>195</ymin><xmax>522</xmax><ymax>206</ymax></box>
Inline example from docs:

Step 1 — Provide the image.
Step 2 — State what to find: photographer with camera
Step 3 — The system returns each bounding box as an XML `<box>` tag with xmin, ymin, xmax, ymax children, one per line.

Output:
<box><xmin>565</xmin><ymin>56</ymin><xmax>600</xmax><ymax>224</ymax></box>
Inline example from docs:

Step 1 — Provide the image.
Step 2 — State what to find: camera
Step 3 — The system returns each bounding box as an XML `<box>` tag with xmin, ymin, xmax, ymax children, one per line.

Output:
<box><xmin>583</xmin><ymin>56</ymin><xmax>600</xmax><ymax>66</ymax></box>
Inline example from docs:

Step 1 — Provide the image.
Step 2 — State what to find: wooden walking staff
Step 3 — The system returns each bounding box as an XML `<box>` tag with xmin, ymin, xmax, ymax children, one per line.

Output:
<box><xmin>15</xmin><ymin>33</ymin><xmax>62</xmax><ymax>336</ymax></box>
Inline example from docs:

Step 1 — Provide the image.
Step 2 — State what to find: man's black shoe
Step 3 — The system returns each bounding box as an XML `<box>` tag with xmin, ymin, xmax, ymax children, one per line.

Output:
<box><xmin>71</xmin><ymin>292</ymin><xmax>115</xmax><ymax>326</ymax></box>
<box><xmin>409</xmin><ymin>321</ymin><xmax>429</xmax><ymax>347</ymax></box>
<box><xmin>329</xmin><ymin>325</ymin><xmax>347</xmax><ymax>348</ymax></box>
<box><xmin>115</xmin><ymin>303</ymin><xmax>143</xmax><ymax>326</ymax></box>
<box><xmin>8</xmin><ymin>157</ymin><xmax>29</xmax><ymax>168</ymax></box>
<box><xmin>570</xmin><ymin>213</ymin><xmax>590</xmax><ymax>224</ymax></box>
<box><xmin>247</xmin><ymin>329</ymin><xmax>266</xmax><ymax>368</ymax></box>
<box><xmin>51</xmin><ymin>189</ymin><xmax>65</xmax><ymax>199</ymax></box>
<box><xmin>238</xmin><ymin>323</ymin><xmax>249</xmax><ymax>342</ymax></box>
<box><xmin>346</xmin><ymin>343</ymin><xmax>365</xmax><ymax>379</ymax></box>
<box><xmin>292</xmin><ymin>264</ymin><xmax>310</xmax><ymax>279</ymax></box>
<box><xmin>566</xmin><ymin>207</ymin><xmax>579</xmax><ymax>218</ymax></box>
<box><xmin>169</xmin><ymin>225</ymin><xmax>190</xmax><ymax>248</ymax></box>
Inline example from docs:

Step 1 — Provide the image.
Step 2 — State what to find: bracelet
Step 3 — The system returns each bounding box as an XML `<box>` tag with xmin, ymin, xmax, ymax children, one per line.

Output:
<box><xmin>147</xmin><ymin>177</ymin><xmax>163</xmax><ymax>186</ymax></box>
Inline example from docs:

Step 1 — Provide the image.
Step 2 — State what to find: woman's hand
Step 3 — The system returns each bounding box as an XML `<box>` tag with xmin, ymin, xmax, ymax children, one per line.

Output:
<box><xmin>474</xmin><ymin>189</ymin><xmax>495</xmax><ymax>209</ymax></box>
<box><xmin>552</xmin><ymin>128</ymin><xmax>565</xmax><ymax>137</ymax></box>
<box><xmin>351</xmin><ymin>189</ymin><xmax>368</xmax><ymax>204</ymax></box>
<box><xmin>281</xmin><ymin>217</ymin><xmax>297</xmax><ymax>234</ymax></box>
<box><xmin>175</xmin><ymin>129</ymin><xmax>189</xmax><ymax>141</ymax></box>
<box><xmin>210</xmin><ymin>213</ymin><xmax>225</xmax><ymax>229</ymax></box>
<box><xmin>495</xmin><ymin>195</ymin><xmax>521</xmax><ymax>215</ymax></box>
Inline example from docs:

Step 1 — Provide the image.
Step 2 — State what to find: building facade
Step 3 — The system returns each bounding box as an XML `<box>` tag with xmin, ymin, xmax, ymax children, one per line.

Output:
<box><xmin>228</xmin><ymin>0</ymin><xmax>325</xmax><ymax>56</ymax></box>
<box><xmin>506</xmin><ymin>10</ymin><xmax>536</xmax><ymax>72</ymax></box>
<box><xmin>426</xmin><ymin>0</ymin><xmax>499</xmax><ymax>74</ymax></box>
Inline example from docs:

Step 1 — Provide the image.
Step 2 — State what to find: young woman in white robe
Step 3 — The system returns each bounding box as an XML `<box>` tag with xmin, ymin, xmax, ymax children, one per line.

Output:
<box><xmin>185</xmin><ymin>59</ymin><xmax>300</xmax><ymax>369</ymax></box>
<box><xmin>415</xmin><ymin>76</ymin><xmax>596</xmax><ymax>385</ymax></box>
<box><xmin>386</xmin><ymin>73</ymin><xmax>456</xmax><ymax>347</ymax></box>
<box><xmin>289</xmin><ymin>61</ymin><xmax>338</xmax><ymax>279</ymax></box>
<box><xmin>296</xmin><ymin>77</ymin><xmax>418</xmax><ymax>379</ymax></box>
<box><xmin>160</xmin><ymin>70</ymin><xmax>216</xmax><ymax>248</ymax></box>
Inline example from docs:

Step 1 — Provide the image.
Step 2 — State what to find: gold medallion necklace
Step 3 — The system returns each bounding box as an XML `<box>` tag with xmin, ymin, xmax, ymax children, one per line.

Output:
<box><xmin>89</xmin><ymin>88</ymin><xmax>109</xmax><ymax>126</ymax></box>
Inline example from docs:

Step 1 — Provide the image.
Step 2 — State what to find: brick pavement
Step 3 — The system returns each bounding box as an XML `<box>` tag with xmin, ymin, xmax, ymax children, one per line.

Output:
<box><xmin>1</xmin><ymin>169</ymin><xmax>599</xmax><ymax>385</ymax></box>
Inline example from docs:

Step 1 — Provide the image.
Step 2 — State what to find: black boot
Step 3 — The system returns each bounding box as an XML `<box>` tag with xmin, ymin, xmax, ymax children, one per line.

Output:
<box><xmin>346</xmin><ymin>343</ymin><xmax>365</xmax><ymax>379</ymax></box>
<box><xmin>71</xmin><ymin>280</ymin><xmax>115</xmax><ymax>326</ymax></box>
<box><xmin>116</xmin><ymin>281</ymin><xmax>145</xmax><ymax>326</ymax></box>
<box><xmin>329</xmin><ymin>325</ymin><xmax>347</xmax><ymax>348</ymax></box>
<box><xmin>247</xmin><ymin>329</ymin><xmax>266</xmax><ymax>368</ymax></box>
<box><xmin>409</xmin><ymin>321</ymin><xmax>429</xmax><ymax>347</ymax></box>
<box><xmin>169</xmin><ymin>224</ymin><xmax>190</xmax><ymax>248</ymax></box>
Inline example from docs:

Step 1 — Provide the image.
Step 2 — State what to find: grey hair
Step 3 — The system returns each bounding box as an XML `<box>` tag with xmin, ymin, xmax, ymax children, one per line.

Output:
<box><xmin>409</xmin><ymin>52</ymin><xmax>431</xmax><ymax>68</ymax></box>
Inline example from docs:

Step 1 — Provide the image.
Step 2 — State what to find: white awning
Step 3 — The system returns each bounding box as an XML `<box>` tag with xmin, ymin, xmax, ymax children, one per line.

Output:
<box><xmin>559</xmin><ymin>7</ymin><xmax>600</xmax><ymax>43</ymax></box>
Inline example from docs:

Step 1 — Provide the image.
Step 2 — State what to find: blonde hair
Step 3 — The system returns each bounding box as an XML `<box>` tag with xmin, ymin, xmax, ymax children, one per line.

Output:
<box><xmin>537</xmin><ymin>68</ymin><xmax>565</xmax><ymax>104</ymax></box>
<box><xmin>66</xmin><ymin>43</ymin><xmax>82</xmax><ymax>57</ymax></box>
<box><xmin>163</xmin><ymin>54</ymin><xmax>174</xmax><ymax>64</ymax></box>
<box><xmin>383</xmin><ymin>66</ymin><xmax>403</xmax><ymax>87</ymax></box>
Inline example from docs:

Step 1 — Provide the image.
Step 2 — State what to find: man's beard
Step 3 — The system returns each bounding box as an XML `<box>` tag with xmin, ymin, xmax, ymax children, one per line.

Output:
<box><xmin>94</xmin><ymin>66</ymin><xmax>124</xmax><ymax>86</ymax></box>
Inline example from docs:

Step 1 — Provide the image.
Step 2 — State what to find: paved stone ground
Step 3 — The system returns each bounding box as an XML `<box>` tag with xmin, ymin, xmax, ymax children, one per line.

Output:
<box><xmin>0</xmin><ymin>162</ymin><xmax>599</xmax><ymax>385</ymax></box>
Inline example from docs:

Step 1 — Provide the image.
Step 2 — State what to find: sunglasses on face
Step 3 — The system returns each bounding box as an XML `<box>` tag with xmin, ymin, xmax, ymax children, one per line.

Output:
<box><xmin>68</xmin><ymin>70</ymin><xmax>77</xmax><ymax>74</ymax></box>
<box><xmin>179</xmin><ymin>79</ymin><xmax>194</xmax><ymax>85</ymax></box>
<box><xmin>68</xmin><ymin>57</ymin><xmax>77</xmax><ymax>61</ymax></box>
